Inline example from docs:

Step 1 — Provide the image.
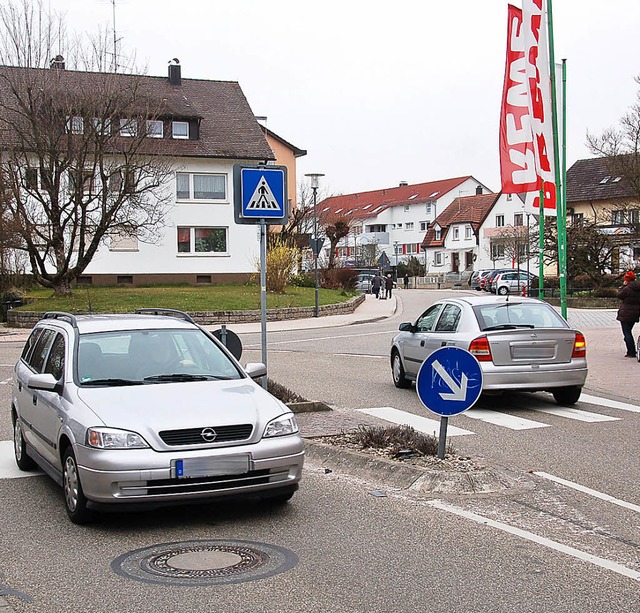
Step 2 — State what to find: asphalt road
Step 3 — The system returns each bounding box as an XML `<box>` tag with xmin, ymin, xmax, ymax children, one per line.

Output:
<box><xmin>0</xmin><ymin>294</ymin><xmax>639</xmax><ymax>611</ymax></box>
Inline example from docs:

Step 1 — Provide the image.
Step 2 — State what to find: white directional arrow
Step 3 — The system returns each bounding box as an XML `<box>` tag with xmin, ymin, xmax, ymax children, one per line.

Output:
<box><xmin>433</xmin><ymin>360</ymin><xmax>468</xmax><ymax>401</ymax></box>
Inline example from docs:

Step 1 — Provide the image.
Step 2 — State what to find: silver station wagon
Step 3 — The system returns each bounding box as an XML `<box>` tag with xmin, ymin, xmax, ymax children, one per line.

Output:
<box><xmin>11</xmin><ymin>310</ymin><xmax>304</xmax><ymax>523</ymax></box>
<box><xmin>390</xmin><ymin>295</ymin><xmax>588</xmax><ymax>405</ymax></box>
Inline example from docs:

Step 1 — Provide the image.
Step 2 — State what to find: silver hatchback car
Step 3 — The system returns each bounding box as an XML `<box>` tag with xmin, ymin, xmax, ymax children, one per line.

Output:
<box><xmin>11</xmin><ymin>310</ymin><xmax>304</xmax><ymax>523</ymax></box>
<box><xmin>390</xmin><ymin>295</ymin><xmax>587</xmax><ymax>405</ymax></box>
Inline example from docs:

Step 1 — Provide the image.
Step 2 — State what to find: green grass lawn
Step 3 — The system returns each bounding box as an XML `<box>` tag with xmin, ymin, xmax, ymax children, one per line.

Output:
<box><xmin>18</xmin><ymin>284</ymin><xmax>358</xmax><ymax>313</ymax></box>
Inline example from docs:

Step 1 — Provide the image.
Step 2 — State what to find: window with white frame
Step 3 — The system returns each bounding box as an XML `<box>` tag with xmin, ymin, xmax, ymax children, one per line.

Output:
<box><xmin>435</xmin><ymin>228</ymin><xmax>441</xmax><ymax>240</ymax></box>
<box><xmin>465</xmin><ymin>225</ymin><xmax>473</xmax><ymax>239</ymax></box>
<box><xmin>177</xmin><ymin>227</ymin><xmax>227</xmax><ymax>254</ymax></box>
<box><xmin>25</xmin><ymin>168</ymin><xmax>39</xmax><ymax>191</ymax></box>
<box><xmin>452</xmin><ymin>227</ymin><xmax>460</xmax><ymax>240</ymax></box>
<box><xmin>119</xmin><ymin>118</ymin><xmax>138</xmax><ymax>137</ymax></box>
<box><xmin>406</xmin><ymin>243</ymin><xmax>418</xmax><ymax>254</ymax></box>
<box><xmin>612</xmin><ymin>210</ymin><xmax>625</xmax><ymax>225</ymax></box>
<box><xmin>496</xmin><ymin>214</ymin><xmax>505</xmax><ymax>227</ymax></box>
<box><xmin>514</xmin><ymin>213</ymin><xmax>523</xmax><ymax>226</ymax></box>
<box><xmin>397</xmin><ymin>223</ymin><xmax>403</xmax><ymax>229</ymax></box>
<box><xmin>404</xmin><ymin>204</ymin><xmax>410</xmax><ymax>212</ymax></box>
<box><xmin>420</xmin><ymin>221</ymin><xmax>428</xmax><ymax>232</ymax></box>
<box><xmin>172</xmin><ymin>121</ymin><xmax>189</xmax><ymax>139</ymax></box>
<box><xmin>109</xmin><ymin>232</ymin><xmax>138</xmax><ymax>251</ymax></box>
<box><xmin>434</xmin><ymin>252</ymin><xmax>443</xmax><ymax>266</ymax></box>
<box><xmin>69</xmin><ymin>170</ymin><xmax>94</xmax><ymax>195</ymax></box>
<box><xmin>67</xmin><ymin>116</ymin><xmax>84</xmax><ymax>134</ymax></box>
<box><xmin>405</xmin><ymin>222</ymin><xmax>414</xmax><ymax>230</ymax></box>
<box><xmin>92</xmin><ymin>118</ymin><xmax>110</xmax><ymax>135</ymax></box>
<box><xmin>146</xmin><ymin>120</ymin><xmax>163</xmax><ymax>138</ymax></box>
<box><xmin>176</xmin><ymin>173</ymin><xmax>226</xmax><ymax>201</ymax></box>
<box><xmin>491</xmin><ymin>243</ymin><xmax>505</xmax><ymax>259</ymax></box>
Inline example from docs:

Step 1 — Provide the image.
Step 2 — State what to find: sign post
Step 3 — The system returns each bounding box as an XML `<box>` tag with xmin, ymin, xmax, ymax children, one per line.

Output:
<box><xmin>415</xmin><ymin>347</ymin><xmax>483</xmax><ymax>459</ymax></box>
<box><xmin>233</xmin><ymin>164</ymin><xmax>288</xmax><ymax>389</ymax></box>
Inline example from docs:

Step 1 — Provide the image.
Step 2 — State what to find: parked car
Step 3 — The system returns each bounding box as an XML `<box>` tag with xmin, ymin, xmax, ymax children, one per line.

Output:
<box><xmin>493</xmin><ymin>271</ymin><xmax>538</xmax><ymax>295</ymax></box>
<box><xmin>11</xmin><ymin>309</ymin><xmax>304</xmax><ymax>523</ymax></box>
<box><xmin>390</xmin><ymin>295</ymin><xmax>587</xmax><ymax>405</ymax></box>
<box><xmin>355</xmin><ymin>273</ymin><xmax>375</xmax><ymax>293</ymax></box>
<box><xmin>483</xmin><ymin>268</ymin><xmax>522</xmax><ymax>293</ymax></box>
<box><xmin>469</xmin><ymin>270</ymin><xmax>493</xmax><ymax>291</ymax></box>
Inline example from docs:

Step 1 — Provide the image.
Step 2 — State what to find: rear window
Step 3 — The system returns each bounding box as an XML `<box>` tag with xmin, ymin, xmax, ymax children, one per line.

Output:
<box><xmin>473</xmin><ymin>302</ymin><xmax>568</xmax><ymax>330</ymax></box>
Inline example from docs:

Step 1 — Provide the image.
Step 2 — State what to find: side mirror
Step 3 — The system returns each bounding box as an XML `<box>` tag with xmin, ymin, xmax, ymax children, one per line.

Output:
<box><xmin>245</xmin><ymin>362</ymin><xmax>267</xmax><ymax>380</ymax></box>
<box><xmin>398</xmin><ymin>322</ymin><xmax>415</xmax><ymax>332</ymax></box>
<box><xmin>27</xmin><ymin>373</ymin><xmax>62</xmax><ymax>394</ymax></box>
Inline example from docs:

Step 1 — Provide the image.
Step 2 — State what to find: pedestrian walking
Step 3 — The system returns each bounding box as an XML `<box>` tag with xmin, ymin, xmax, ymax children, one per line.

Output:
<box><xmin>385</xmin><ymin>274</ymin><xmax>394</xmax><ymax>299</ymax></box>
<box><xmin>371</xmin><ymin>272</ymin><xmax>382</xmax><ymax>299</ymax></box>
<box><xmin>403</xmin><ymin>273</ymin><xmax>409</xmax><ymax>289</ymax></box>
<box><xmin>616</xmin><ymin>270</ymin><xmax>640</xmax><ymax>358</ymax></box>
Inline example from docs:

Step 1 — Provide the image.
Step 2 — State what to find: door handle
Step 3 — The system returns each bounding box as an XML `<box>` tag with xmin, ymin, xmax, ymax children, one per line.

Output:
<box><xmin>420</xmin><ymin>340</ymin><xmax>425</xmax><ymax>347</ymax></box>
<box><xmin>32</xmin><ymin>395</ymin><xmax>37</xmax><ymax>406</ymax></box>
<box><xmin>18</xmin><ymin>382</ymin><xmax>22</xmax><ymax>392</ymax></box>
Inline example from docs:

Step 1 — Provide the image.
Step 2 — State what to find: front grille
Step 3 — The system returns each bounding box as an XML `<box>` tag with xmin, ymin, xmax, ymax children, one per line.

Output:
<box><xmin>159</xmin><ymin>424</ymin><xmax>253</xmax><ymax>446</ymax></box>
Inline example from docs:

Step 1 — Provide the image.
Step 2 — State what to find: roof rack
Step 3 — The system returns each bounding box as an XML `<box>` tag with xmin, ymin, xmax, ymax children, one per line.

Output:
<box><xmin>134</xmin><ymin>308</ymin><xmax>196</xmax><ymax>324</ymax></box>
<box><xmin>42</xmin><ymin>311</ymin><xmax>79</xmax><ymax>328</ymax></box>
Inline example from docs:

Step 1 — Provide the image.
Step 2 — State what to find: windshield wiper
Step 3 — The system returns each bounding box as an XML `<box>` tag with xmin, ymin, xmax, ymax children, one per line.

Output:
<box><xmin>143</xmin><ymin>373</ymin><xmax>225</xmax><ymax>382</ymax></box>
<box><xmin>484</xmin><ymin>324</ymin><xmax>536</xmax><ymax>331</ymax></box>
<box><xmin>82</xmin><ymin>378</ymin><xmax>144</xmax><ymax>387</ymax></box>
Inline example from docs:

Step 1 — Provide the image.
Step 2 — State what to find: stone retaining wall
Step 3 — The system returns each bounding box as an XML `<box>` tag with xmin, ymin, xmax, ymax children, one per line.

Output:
<box><xmin>6</xmin><ymin>293</ymin><xmax>366</xmax><ymax>328</ymax></box>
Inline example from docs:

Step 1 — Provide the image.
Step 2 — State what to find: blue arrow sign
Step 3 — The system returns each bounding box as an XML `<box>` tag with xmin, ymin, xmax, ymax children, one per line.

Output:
<box><xmin>240</xmin><ymin>167</ymin><xmax>286</xmax><ymax>219</ymax></box>
<box><xmin>416</xmin><ymin>346</ymin><xmax>483</xmax><ymax>416</ymax></box>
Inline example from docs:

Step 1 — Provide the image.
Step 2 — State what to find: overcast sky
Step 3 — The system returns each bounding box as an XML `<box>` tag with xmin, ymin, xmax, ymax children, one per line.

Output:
<box><xmin>47</xmin><ymin>0</ymin><xmax>640</xmax><ymax>197</ymax></box>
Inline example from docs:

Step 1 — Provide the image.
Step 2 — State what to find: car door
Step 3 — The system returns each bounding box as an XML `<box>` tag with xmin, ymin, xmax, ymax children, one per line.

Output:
<box><xmin>401</xmin><ymin>304</ymin><xmax>443</xmax><ymax>377</ymax></box>
<box><xmin>423</xmin><ymin>303</ymin><xmax>464</xmax><ymax>355</ymax></box>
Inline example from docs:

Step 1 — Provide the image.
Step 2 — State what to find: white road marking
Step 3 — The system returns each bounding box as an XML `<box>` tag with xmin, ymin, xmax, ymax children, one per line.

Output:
<box><xmin>533</xmin><ymin>472</ymin><xmax>640</xmax><ymax>514</ymax></box>
<box><xmin>531</xmin><ymin>406</ymin><xmax>621</xmax><ymax>423</ymax></box>
<box><xmin>464</xmin><ymin>408</ymin><xmax>550</xmax><ymax>430</ymax></box>
<box><xmin>580</xmin><ymin>393</ymin><xmax>640</xmax><ymax>414</ymax></box>
<box><xmin>0</xmin><ymin>441</ymin><xmax>43</xmax><ymax>479</ymax></box>
<box><xmin>427</xmin><ymin>499</ymin><xmax>640</xmax><ymax>582</ymax></box>
<box><xmin>246</xmin><ymin>330</ymin><xmax>392</xmax><ymax>348</ymax></box>
<box><xmin>356</xmin><ymin>407</ymin><xmax>474</xmax><ymax>436</ymax></box>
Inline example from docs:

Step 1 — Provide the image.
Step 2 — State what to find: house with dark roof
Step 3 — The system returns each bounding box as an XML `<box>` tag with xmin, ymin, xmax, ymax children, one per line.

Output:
<box><xmin>316</xmin><ymin>176</ymin><xmax>492</xmax><ymax>268</ymax></box>
<box><xmin>0</xmin><ymin>60</ymin><xmax>304</xmax><ymax>286</ymax></box>
<box><xmin>566</xmin><ymin>157</ymin><xmax>640</xmax><ymax>268</ymax></box>
<box><xmin>421</xmin><ymin>192</ymin><xmax>540</xmax><ymax>274</ymax></box>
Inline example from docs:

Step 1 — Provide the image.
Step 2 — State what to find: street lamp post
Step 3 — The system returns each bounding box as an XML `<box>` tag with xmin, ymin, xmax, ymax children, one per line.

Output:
<box><xmin>305</xmin><ymin>173</ymin><xmax>324</xmax><ymax>317</ymax></box>
<box><xmin>394</xmin><ymin>241</ymin><xmax>399</xmax><ymax>281</ymax></box>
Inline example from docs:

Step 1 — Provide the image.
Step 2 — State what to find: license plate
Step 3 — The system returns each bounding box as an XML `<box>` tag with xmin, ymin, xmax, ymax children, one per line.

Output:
<box><xmin>172</xmin><ymin>455</ymin><xmax>250</xmax><ymax>479</ymax></box>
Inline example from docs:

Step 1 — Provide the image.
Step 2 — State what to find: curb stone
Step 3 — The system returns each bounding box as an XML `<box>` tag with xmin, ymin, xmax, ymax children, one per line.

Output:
<box><xmin>304</xmin><ymin>440</ymin><xmax>529</xmax><ymax>495</ymax></box>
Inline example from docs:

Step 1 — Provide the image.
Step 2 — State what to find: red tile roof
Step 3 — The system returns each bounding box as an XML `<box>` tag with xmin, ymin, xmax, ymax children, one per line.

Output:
<box><xmin>317</xmin><ymin>176</ymin><xmax>474</xmax><ymax>219</ymax></box>
<box><xmin>422</xmin><ymin>193</ymin><xmax>500</xmax><ymax>247</ymax></box>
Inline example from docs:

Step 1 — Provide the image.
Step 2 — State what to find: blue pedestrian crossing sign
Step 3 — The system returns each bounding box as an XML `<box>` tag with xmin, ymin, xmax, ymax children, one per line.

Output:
<box><xmin>233</xmin><ymin>164</ymin><xmax>288</xmax><ymax>225</ymax></box>
<box><xmin>416</xmin><ymin>346</ymin><xmax>483</xmax><ymax>416</ymax></box>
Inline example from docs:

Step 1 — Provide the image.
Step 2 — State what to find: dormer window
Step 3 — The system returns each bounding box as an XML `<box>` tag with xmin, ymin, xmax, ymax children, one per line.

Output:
<box><xmin>435</xmin><ymin>228</ymin><xmax>441</xmax><ymax>240</ymax></box>
<box><xmin>146</xmin><ymin>120</ymin><xmax>163</xmax><ymax>138</ymax></box>
<box><xmin>172</xmin><ymin>121</ymin><xmax>189</xmax><ymax>139</ymax></box>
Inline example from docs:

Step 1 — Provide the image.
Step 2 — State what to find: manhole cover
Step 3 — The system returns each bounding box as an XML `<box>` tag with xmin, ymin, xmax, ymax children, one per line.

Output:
<box><xmin>111</xmin><ymin>540</ymin><xmax>298</xmax><ymax>586</ymax></box>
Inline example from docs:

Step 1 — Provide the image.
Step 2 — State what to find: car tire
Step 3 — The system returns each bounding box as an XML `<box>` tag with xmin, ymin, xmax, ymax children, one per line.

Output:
<box><xmin>497</xmin><ymin>286</ymin><xmax>509</xmax><ymax>296</ymax></box>
<box><xmin>392</xmin><ymin>351</ymin><xmax>411</xmax><ymax>388</ymax></box>
<box><xmin>62</xmin><ymin>447</ymin><xmax>93</xmax><ymax>524</ymax></box>
<box><xmin>552</xmin><ymin>386</ymin><xmax>581</xmax><ymax>406</ymax></box>
<box><xmin>13</xmin><ymin>414</ymin><xmax>36</xmax><ymax>471</ymax></box>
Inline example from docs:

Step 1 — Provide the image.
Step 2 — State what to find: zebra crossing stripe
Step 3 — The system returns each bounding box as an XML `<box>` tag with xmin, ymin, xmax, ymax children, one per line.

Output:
<box><xmin>464</xmin><ymin>408</ymin><xmax>549</xmax><ymax>430</ymax></box>
<box><xmin>355</xmin><ymin>407</ymin><xmax>474</xmax><ymax>436</ymax></box>
<box><xmin>531</xmin><ymin>406</ymin><xmax>620</xmax><ymax>422</ymax></box>
<box><xmin>579</xmin><ymin>393</ymin><xmax>640</xmax><ymax>414</ymax></box>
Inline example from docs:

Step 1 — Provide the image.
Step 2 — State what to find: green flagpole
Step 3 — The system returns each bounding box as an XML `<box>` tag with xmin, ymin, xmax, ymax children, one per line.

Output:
<box><xmin>539</xmin><ymin>188</ymin><xmax>544</xmax><ymax>299</ymax></box>
<box><xmin>546</xmin><ymin>0</ymin><xmax>567</xmax><ymax>318</ymax></box>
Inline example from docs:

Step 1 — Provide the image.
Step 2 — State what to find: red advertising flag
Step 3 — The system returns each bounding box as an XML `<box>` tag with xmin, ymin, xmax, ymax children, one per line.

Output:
<box><xmin>499</xmin><ymin>4</ymin><xmax>540</xmax><ymax>195</ymax></box>
<box><xmin>522</xmin><ymin>0</ymin><xmax>557</xmax><ymax>214</ymax></box>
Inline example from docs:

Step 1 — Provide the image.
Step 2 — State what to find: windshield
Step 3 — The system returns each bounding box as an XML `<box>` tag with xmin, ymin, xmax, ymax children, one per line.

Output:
<box><xmin>473</xmin><ymin>302</ymin><xmax>569</xmax><ymax>331</ymax></box>
<box><xmin>76</xmin><ymin>328</ymin><xmax>243</xmax><ymax>386</ymax></box>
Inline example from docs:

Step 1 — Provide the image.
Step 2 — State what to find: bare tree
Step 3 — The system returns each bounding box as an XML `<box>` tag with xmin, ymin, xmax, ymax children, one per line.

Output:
<box><xmin>0</xmin><ymin>1</ymin><xmax>172</xmax><ymax>295</ymax></box>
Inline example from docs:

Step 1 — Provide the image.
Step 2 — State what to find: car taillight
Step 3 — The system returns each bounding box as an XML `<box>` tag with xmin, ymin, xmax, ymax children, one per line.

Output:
<box><xmin>572</xmin><ymin>332</ymin><xmax>586</xmax><ymax>358</ymax></box>
<box><xmin>469</xmin><ymin>336</ymin><xmax>492</xmax><ymax>362</ymax></box>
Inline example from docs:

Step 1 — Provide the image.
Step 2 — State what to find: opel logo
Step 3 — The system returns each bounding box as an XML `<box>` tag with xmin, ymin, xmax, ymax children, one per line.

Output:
<box><xmin>530</xmin><ymin>333</ymin><xmax>537</xmax><ymax>339</ymax></box>
<box><xmin>201</xmin><ymin>427</ymin><xmax>217</xmax><ymax>442</ymax></box>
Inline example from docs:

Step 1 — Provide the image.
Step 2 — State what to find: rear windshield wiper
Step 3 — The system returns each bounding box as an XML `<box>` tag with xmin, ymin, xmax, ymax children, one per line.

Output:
<box><xmin>82</xmin><ymin>378</ymin><xmax>144</xmax><ymax>387</ymax></box>
<box><xmin>484</xmin><ymin>324</ymin><xmax>535</xmax><ymax>331</ymax></box>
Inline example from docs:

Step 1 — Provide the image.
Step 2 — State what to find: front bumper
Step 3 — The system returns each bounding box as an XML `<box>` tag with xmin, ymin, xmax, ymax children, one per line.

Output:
<box><xmin>74</xmin><ymin>435</ymin><xmax>304</xmax><ymax>505</ymax></box>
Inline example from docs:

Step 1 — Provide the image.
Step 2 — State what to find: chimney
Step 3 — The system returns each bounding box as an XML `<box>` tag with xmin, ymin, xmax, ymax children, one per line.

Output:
<box><xmin>168</xmin><ymin>58</ymin><xmax>182</xmax><ymax>86</ymax></box>
<box><xmin>476</xmin><ymin>185</ymin><xmax>483</xmax><ymax>195</ymax></box>
<box><xmin>399</xmin><ymin>181</ymin><xmax>408</xmax><ymax>187</ymax></box>
<box><xmin>50</xmin><ymin>55</ymin><xmax>65</xmax><ymax>70</ymax></box>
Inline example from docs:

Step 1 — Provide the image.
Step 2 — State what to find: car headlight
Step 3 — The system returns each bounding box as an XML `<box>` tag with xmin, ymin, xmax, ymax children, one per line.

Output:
<box><xmin>86</xmin><ymin>427</ymin><xmax>150</xmax><ymax>449</ymax></box>
<box><xmin>264</xmin><ymin>414</ymin><xmax>299</xmax><ymax>438</ymax></box>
